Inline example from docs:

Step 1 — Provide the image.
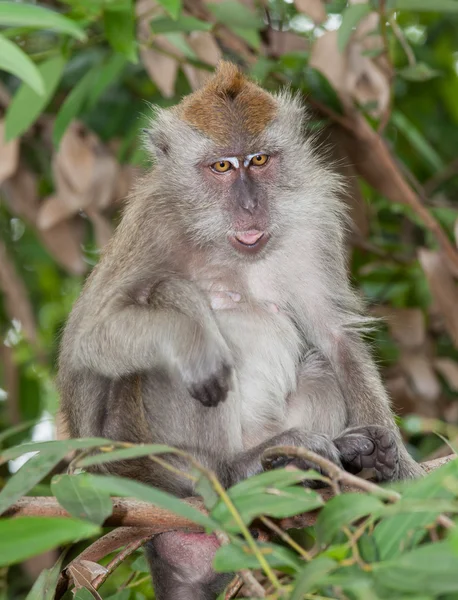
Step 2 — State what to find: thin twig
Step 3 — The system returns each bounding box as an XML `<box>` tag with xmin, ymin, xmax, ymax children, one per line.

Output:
<box><xmin>92</xmin><ymin>539</ymin><xmax>150</xmax><ymax>589</ymax></box>
<box><xmin>390</xmin><ymin>16</ymin><xmax>415</xmax><ymax>67</ymax></box>
<box><xmin>259</xmin><ymin>516</ymin><xmax>312</xmax><ymax>561</ymax></box>
<box><xmin>262</xmin><ymin>446</ymin><xmax>400</xmax><ymax>502</ymax></box>
<box><xmin>224</xmin><ymin>575</ymin><xmax>244</xmax><ymax>599</ymax></box>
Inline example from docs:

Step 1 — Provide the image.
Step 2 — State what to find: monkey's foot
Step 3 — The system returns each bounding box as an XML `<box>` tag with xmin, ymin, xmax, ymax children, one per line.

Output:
<box><xmin>334</xmin><ymin>425</ymin><xmax>399</xmax><ymax>482</ymax></box>
<box><xmin>261</xmin><ymin>435</ymin><xmax>342</xmax><ymax>488</ymax></box>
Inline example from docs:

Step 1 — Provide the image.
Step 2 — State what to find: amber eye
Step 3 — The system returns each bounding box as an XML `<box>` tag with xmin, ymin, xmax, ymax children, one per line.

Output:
<box><xmin>250</xmin><ymin>154</ymin><xmax>269</xmax><ymax>167</ymax></box>
<box><xmin>211</xmin><ymin>160</ymin><xmax>232</xmax><ymax>173</ymax></box>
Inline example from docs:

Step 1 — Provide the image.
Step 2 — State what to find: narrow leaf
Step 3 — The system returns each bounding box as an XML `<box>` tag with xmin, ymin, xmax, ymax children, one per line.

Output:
<box><xmin>214</xmin><ymin>541</ymin><xmax>302</xmax><ymax>573</ymax></box>
<box><xmin>373</xmin><ymin>457</ymin><xmax>458</xmax><ymax>559</ymax></box>
<box><xmin>53</xmin><ymin>68</ymin><xmax>96</xmax><ymax>147</ymax></box>
<box><xmin>103</xmin><ymin>4</ymin><xmax>137</xmax><ymax>63</ymax></box>
<box><xmin>150</xmin><ymin>14</ymin><xmax>211</xmax><ymax>33</ymax></box>
<box><xmin>391</xmin><ymin>0</ymin><xmax>458</xmax><ymax>11</ymax></box>
<box><xmin>156</xmin><ymin>0</ymin><xmax>182</xmax><ymax>20</ymax></box>
<box><xmin>78</xmin><ymin>444</ymin><xmax>175</xmax><ymax>468</ymax></box>
<box><xmin>5</xmin><ymin>55</ymin><xmax>66</xmax><ymax>141</ymax></box>
<box><xmin>213</xmin><ymin>487</ymin><xmax>323</xmax><ymax>532</ymax></box>
<box><xmin>373</xmin><ymin>541</ymin><xmax>458</xmax><ymax>594</ymax></box>
<box><xmin>0</xmin><ymin>518</ymin><xmax>99</xmax><ymax>566</ymax></box>
<box><xmin>398</xmin><ymin>62</ymin><xmax>441</xmax><ymax>82</ymax></box>
<box><xmin>51</xmin><ymin>474</ymin><xmax>113</xmax><ymax>525</ymax></box>
<box><xmin>0</xmin><ymin>447</ymin><xmax>69</xmax><ymax>514</ymax></box>
<box><xmin>0</xmin><ymin>2</ymin><xmax>86</xmax><ymax>40</ymax></box>
<box><xmin>290</xmin><ymin>557</ymin><xmax>337</xmax><ymax>599</ymax></box>
<box><xmin>87</xmin><ymin>53</ymin><xmax>127</xmax><ymax>107</ymax></box>
<box><xmin>0</xmin><ymin>437</ymin><xmax>111</xmax><ymax>463</ymax></box>
<box><xmin>391</xmin><ymin>110</ymin><xmax>445</xmax><ymax>172</ymax></box>
<box><xmin>338</xmin><ymin>3</ymin><xmax>372</xmax><ymax>52</ymax></box>
<box><xmin>0</xmin><ymin>34</ymin><xmax>44</xmax><ymax>95</ymax></box>
<box><xmin>315</xmin><ymin>494</ymin><xmax>384</xmax><ymax>545</ymax></box>
<box><xmin>25</xmin><ymin>553</ymin><xmax>65</xmax><ymax>600</ymax></box>
<box><xmin>86</xmin><ymin>474</ymin><xmax>218</xmax><ymax>529</ymax></box>
<box><xmin>207</xmin><ymin>1</ymin><xmax>262</xmax><ymax>29</ymax></box>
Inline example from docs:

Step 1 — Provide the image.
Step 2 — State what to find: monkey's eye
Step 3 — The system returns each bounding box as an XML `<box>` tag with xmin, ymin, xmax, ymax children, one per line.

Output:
<box><xmin>250</xmin><ymin>154</ymin><xmax>269</xmax><ymax>167</ymax></box>
<box><xmin>211</xmin><ymin>160</ymin><xmax>232</xmax><ymax>173</ymax></box>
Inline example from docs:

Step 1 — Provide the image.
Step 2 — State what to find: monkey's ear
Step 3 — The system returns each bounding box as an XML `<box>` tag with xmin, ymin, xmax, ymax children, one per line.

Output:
<box><xmin>142</xmin><ymin>127</ymin><xmax>169</xmax><ymax>162</ymax></box>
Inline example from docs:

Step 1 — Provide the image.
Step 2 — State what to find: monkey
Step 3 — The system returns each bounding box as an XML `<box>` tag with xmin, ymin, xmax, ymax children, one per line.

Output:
<box><xmin>57</xmin><ymin>62</ymin><xmax>423</xmax><ymax>600</ymax></box>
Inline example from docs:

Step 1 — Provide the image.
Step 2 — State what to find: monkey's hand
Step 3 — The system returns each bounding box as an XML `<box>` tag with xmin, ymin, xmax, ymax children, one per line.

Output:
<box><xmin>180</xmin><ymin>329</ymin><xmax>233</xmax><ymax>408</ymax></box>
<box><xmin>334</xmin><ymin>425</ymin><xmax>400</xmax><ymax>482</ymax></box>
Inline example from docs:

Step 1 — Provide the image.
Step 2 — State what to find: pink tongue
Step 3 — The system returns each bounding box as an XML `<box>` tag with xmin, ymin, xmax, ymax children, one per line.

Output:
<box><xmin>236</xmin><ymin>230</ymin><xmax>263</xmax><ymax>245</ymax></box>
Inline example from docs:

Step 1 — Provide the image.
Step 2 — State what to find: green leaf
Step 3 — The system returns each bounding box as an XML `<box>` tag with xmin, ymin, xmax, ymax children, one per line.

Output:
<box><xmin>87</xmin><ymin>53</ymin><xmax>127</xmax><ymax>106</ymax></box>
<box><xmin>0</xmin><ymin>447</ymin><xmax>69</xmax><ymax>514</ymax></box>
<box><xmin>0</xmin><ymin>2</ymin><xmax>86</xmax><ymax>40</ymax></box>
<box><xmin>157</xmin><ymin>0</ymin><xmax>182</xmax><ymax>20</ymax></box>
<box><xmin>103</xmin><ymin>2</ymin><xmax>138</xmax><ymax>63</ymax></box>
<box><xmin>53</xmin><ymin>69</ymin><xmax>96</xmax><ymax>147</ymax></box>
<box><xmin>228</xmin><ymin>469</ymin><xmax>318</xmax><ymax>498</ymax></box>
<box><xmin>207</xmin><ymin>2</ymin><xmax>262</xmax><ymax>29</ymax></box>
<box><xmin>373</xmin><ymin>457</ymin><xmax>458</xmax><ymax>559</ymax></box>
<box><xmin>212</xmin><ymin>487</ymin><xmax>323</xmax><ymax>532</ymax></box>
<box><xmin>163</xmin><ymin>33</ymin><xmax>197</xmax><ymax>59</ymax></box>
<box><xmin>4</xmin><ymin>54</ymin><xmax>66</xmax><ymax>141</ymax></box>
<box><xmin>51</xmin><ymin>474</ymin><xmax>113</xmax><ymax>525</ymax></box>
<box><xmin>25</xmin><ymin>553</ymin><xmax>65</xmax><ymax>600</ymax></box>
<box><xmin>373</xmin><ymin>541</ymin><xmax>458</xmax><ymax>594</ymax></box>
<box><xmin>0</xmin><ymin>34</ymin><xmax>44</xmax><ymax>95</ymax></box>
<box><xmin>150</xmin><ymin>14</ymin><xmax>212</xmax><ymax>33</ymax></box>
<box><xmin>105</xmin><ymin>591</ymin><xmax>131</xmax><ymax>600</ymax></box>
<box><xmin>0</xmin><ymin>517</ymin><xmax>99</xmax><ymax>566</ymax></box>
<box><xmin>213</xmin><ymin>541</ymin><xmax>302</xmax><ymax>573</ymax></box>
<box><xmin>390</xmin><ymin>0</ymin><xmax>458</xmax><ymax>11</ymax></box>
<box><xmin>77</xmin><ymin>443</ymin><xmax>176</xmax><ymax>468</ymax></box>
<box><xmin>315</xmin><ymin>494</ymin><xmax>384</xmax><ymax>545</ymax></box>
<box><xmin>195</xmin><ymin>474</ymin><xmax>219</xmax><ymax>511</ymax></box>
<box><xmin>398</xmin><ymin>62</ymin><xmax>441</xmax><ymax>82</ymax></box>
<box><xmin>290</xmin><ymin>557</ymin><xmax>337</xmax><ymax>599</ymax></box>
<box><xmin>131</xmin><ymin>555</ymin><xmax>150</xmax><ymax>572</ymax></box>
<box><xmin>0</xmin><ymin>437</ymin><xmax>111</xmax><ymax>463</ymax></box>
<box><xmin>338</xmin><ymin>3</ymin><xmax>372</xmax><ymax>52</ymax></box>
<box><xmin>391</xmin><ymin>110</ymin><xmax>445</xmax><ymax>172</ymax></box>
<box><xmin>0</xmin><ymin>420</ymin><xmax>38</xmax><ymax>445</ymax></box>
<box><xmin>86</xmin><ymin>474</ymin><xmax>219</xmax><ymax>530</ymax></box>
<box><xmin>74</xmin><ymin>588</ymin><xmax>97</xmax><ymax>600</ymax></box>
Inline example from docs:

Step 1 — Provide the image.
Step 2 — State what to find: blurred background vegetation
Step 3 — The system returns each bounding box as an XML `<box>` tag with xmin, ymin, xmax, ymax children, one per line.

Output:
<box><xmin>1</xmin><ymin>0</ymin><xmax>458</xmax><ymax>596</ymax></box>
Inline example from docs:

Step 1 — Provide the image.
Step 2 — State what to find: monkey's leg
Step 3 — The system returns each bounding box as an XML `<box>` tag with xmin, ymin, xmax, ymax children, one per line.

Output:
<box><xmin>328</xmin><ymin>332</ymin><xmax>423</xmax><ymax>480</ymax></box>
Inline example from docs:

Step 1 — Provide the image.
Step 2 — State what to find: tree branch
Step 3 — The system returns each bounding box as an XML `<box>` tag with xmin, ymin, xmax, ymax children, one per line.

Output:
<box><xmin>5</xmin><ymin>456</ymin><xmax>454</xmax><ymax>529</ymax></box>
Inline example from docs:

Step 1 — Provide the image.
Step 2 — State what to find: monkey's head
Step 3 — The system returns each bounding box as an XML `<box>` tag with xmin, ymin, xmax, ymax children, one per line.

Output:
<box><xmin>145</xmin><ymin>61</ymin><xmax>341</xmax><ymax>260</ymax></box>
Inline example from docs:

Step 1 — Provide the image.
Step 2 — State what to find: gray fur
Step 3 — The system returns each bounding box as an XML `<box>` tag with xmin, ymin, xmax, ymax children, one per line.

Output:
<box><xmin>58</xmin><ymin>86</ymin><xmax>421</xmax><ymax>600</ymax></box>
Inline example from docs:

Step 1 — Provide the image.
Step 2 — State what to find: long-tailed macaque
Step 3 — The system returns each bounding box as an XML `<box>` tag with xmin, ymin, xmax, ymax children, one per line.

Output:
<box><xmin>58</xmin><ymin>62</ymin><xmax>422</xmax><ymax>600</ymax></box>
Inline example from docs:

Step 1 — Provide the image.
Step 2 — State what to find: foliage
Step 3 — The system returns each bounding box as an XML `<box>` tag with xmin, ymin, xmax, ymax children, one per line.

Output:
<box><xmin>0</xmin><ymin>0</ymin><xmax>458</xmax><ymax>598</ymax></box>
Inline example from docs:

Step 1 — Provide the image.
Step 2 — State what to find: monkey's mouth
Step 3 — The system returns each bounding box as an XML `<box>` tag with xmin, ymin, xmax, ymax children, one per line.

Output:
<box><xmin>229</xmin><ymin>230</ymin><xmax>269</xmax><ymax>254</ymax></box>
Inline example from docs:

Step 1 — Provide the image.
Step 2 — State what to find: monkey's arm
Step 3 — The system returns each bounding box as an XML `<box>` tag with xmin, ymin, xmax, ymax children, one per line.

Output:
<box><xmin>70</xmin><ymin>279</ymin><xmax>232</xmax><ymax>406</ymax></box>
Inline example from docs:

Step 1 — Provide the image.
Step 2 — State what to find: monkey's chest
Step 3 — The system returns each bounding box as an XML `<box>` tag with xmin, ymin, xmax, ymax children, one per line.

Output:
<box><xmin>216</xmin><ymin>308</ymin><xmax>302</xmax><ymax>444</ymax></box>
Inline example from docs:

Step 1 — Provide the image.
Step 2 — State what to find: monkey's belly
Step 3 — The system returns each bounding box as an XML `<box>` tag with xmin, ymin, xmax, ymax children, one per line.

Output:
<box><xmin>216</xmin><ymin>309</ymin><xmax>302</xmax><ymax>448</ymax></box>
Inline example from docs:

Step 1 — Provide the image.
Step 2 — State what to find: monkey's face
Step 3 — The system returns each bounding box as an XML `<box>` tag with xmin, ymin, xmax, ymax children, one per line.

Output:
<box><xmin>197</xmin><ymin>147</ymin><xmax>280</xmax><ymax>256</ymax></box>
<box><xmin>145</xmin><ymin>63</ymin><xmax>342</xmax><ymax>261</ymax></box>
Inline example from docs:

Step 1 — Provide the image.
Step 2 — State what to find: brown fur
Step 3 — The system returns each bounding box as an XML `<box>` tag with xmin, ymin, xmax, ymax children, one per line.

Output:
<box><xmin>178</xmin><ymin>61</ymin><xmax>277</xmax><ymax>144</ymax></box>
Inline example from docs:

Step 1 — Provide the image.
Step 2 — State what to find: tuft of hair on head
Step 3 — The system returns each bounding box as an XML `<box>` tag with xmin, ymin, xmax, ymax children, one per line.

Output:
<box><xmin>177</xmin><ymin>61</ymin><xmax>278</xmax><ymax>144</ymax></box>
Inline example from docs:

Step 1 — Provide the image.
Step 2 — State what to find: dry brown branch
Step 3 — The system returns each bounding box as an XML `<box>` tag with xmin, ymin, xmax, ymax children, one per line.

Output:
<box><xmin>5</xmin><ymin>456</ymin><xmax>454</xmax><ymax>528</ymax></box>
<box><xmin>0</xmin><ymin>240</ymin><xmax>38</xmax><ymax>346</ymax></box>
